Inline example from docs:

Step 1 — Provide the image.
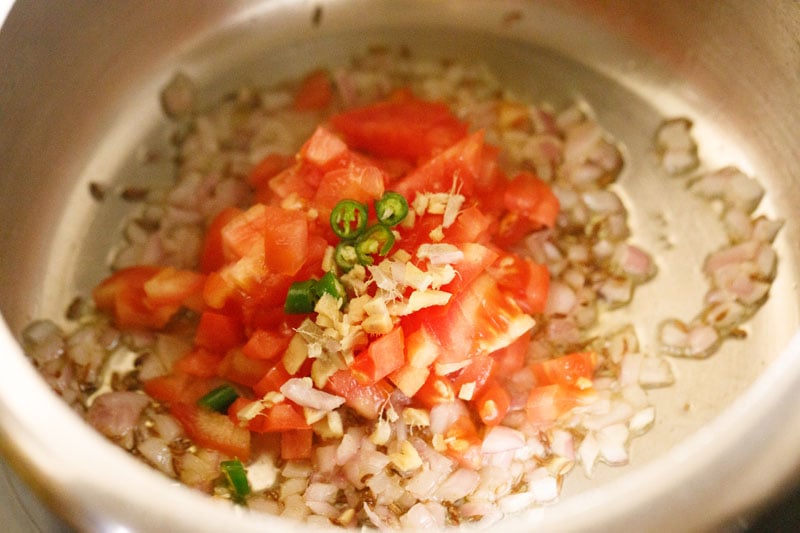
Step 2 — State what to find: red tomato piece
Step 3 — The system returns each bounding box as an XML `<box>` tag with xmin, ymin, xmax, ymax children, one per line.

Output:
<box><xmin>200</xmin><ymin>207</ymin><xmax>243</xmax><ymax>274</ymax></box>
<box><xmin>216</xmin><ymin>348</ymin><xmax>274</xmax><ymax>388</ymax></box>
<box><xmin>299</xmin><ymin>126</ymin><xmax>349</xmax><ymax>169</ymax></box>
<box><xmin>247</xmin><ymin>153</ymin><xmax>294</xmax><ymax>190</ymax></box>
<box><xmin>445</xmin><ymin>204</ymin><xmax>493</xmax><ymax>244</ymax></box>
<box><xmin>195</xmin><ymin>311</ymin><xmax>245</xmax><ymax>354</ymax></box>
<box><xmin>525</xmin><ymin>384</ymin><xmax>592</xmax><ymax>425</ymax></box>
<box><xmin>330</xmin><ymin>97</ymin><xmax>468</xmax><ymax>162</ymax></box>
<box><xmin>249</xmin><ymin>402</ymin><xmax>310</xmax><ymax>433</ymax></box>
<box><xmin>443</xmin><ymin>414</ymin><xmax>482</xmax><ymax>470</ymax></box>
<box><xmin>529</xmin><ymin>351</ymin><xmax>598</xmax><ymax>388</ymax></box>
<box><xmin>221</xmin><ymin>204</ymin><xmax>268</xmax><ymax>260</ymax></box>
<box><xmin>293</xmin><ymin>69</ymin><xmax>333</xmax><ymax>111</ymax></box>
<box><xmin>414</xmin><ymin>373</ymin><xmax>456</xmax><ymax>408</ymax></box>
<box><xmin>490</xmin><ymin>328</ymin><xmax>531</xmax><ymax>378</ymax></box>
<box><xmin>174</xmin><ymin>348</ymin><xmax>224</xmax><ymax>378</ymax></box>
<box><xmin>474</xmin><ymin>381</ymin><xmax>511</xmax><ymax>426</ymax></box>
<box><xmin>393</xmin><ymin>131</ymin><xmax>485</xmax><ymax>199</ymax></box>
<box><xmin>440</xmin><ymin>243</ymin><xmax>499</xmax><ymax>295</ymax></box>
<box><xmin>312</xmin><ymin>164</ymin><xmax>385</xmax><ymax>223</ymax></box>
<box><xmin>417</xmin><ymin>273</ymin><xmax>534</xmax><ymax>365</ymax></box>
<box><xmin>170</xmin><ymin>402</ymin><xmax>251</xmax><ymax>460</ymax></box>
<box><xmin>93</xmin><ymin>266</ymin><xmax>178</xmax><ymax>330</ymax></box>
<box><xmin>489</xmin><ymin>253</ymin><xmax>550</xmax><ymax>315</ymax></box>
<box><xmin>253</xmin><ymin>363</ymin><xmax>292</xmax><ymax>397</ymax></box>
<box><xmin>281</xmin><ymin>428</ymin><xmax>314</xmax><ymax>460</ymax></box>
<box><xmin>142</xmin><ymin>266</ymin><xmax>206</xmax><ymax>313</ymax></box>
<box><xmin>388</xmin><ymin>364</ymin><xmax>430</xmax><ymax>398</ymax></box>
<box><xmin>266</xmin><ymin>162</ymin><xmax>319</xmax><ymax>202</ymax></box>
<box><xmin>262</xmin><ymin>205</ymin><xmax>309</xmax><ymax>277</ymax></box>
<box><xmin>451</xmin><ymin>354</ymin><xmax>496</xmax><ymax>399</ymax></box>
<box><xmin>324</xmin><ymin>370</ymin><xmax>392</xmax><ymax>420</ymax></box>
<box><xmin>503</xmin><ymin>171</ymin><xmax>560</xmax><ymax>229</ymax></box>
<box><xmin>242</xmin><ymin>329</ymin><xmax>290</xmax><ymax>361</ymax></box>
<box><xmin>350</xmin><ymin>326</ymin><xmax>405</xmax><ymax>385</ymax></box>
<box><xmin>143</xmin><ymin>372</ymin><xmax>192</xmax><ymax>404</ymax></box>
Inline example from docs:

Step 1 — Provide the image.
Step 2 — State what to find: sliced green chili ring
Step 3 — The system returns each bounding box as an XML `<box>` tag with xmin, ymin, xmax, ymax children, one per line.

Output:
<box><xmin>375</xmin><ymin>191</ymin><xmax>409</xmax><ymax>227</ymax></box>
<box><xmin>355</xmin><ymin>224</ymin><xmax>396</xmax><ymax>265</ymax></box>
<box><xmin>197</xmin><ymin>384</ymin><xmax>239</xmax><ymax>413</ymax></box>
<box><xmin>314</xmin><ymin>271</ymin><xmax>346</xmax><ymax>306</ymax></box>
<box><xmin>330</xmin><ymin>199</ymin><xmax>368</xmax><ymax>239</ymax></box>
<box><xmin>221</xmin><ymin>459</ymin><xmax>251</xmax><ymax>504</ymax></box>
<box><xmin>284</xmin><ymin>279</ymin><xmax>318</xmax><ymax>314</ymax></box>
<box><xmin>334</xmin><ymin>242</ymin><xmax>359</xmax><ymax>272</ymax></box>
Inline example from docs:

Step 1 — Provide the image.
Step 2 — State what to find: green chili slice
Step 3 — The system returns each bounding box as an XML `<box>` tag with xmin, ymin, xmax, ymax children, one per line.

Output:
<box><xmin>375</xmin><ymin>191</ymin><xmax>409</xmax><ymax>227</ymax></box>
<box><xmin>330</xmin><ymin>199</ymin><xmax>368</xmax><ymax>239</ymax></box>
<box><xmin>314</xmin><ymin>271</ymin><xmax>346</xmax><ymax>306</ymax></box>
<box><xmin>355</xmin><ymin>224</ymin><xmax>396</xmax><ymax>265</ymax></box>
<box><xmin>284</xmin><ymin>279</ymin><xmax>318</xmax><ymax>314</ymax></box>
<box><xmin>220</xmin><ymin>459</ymin><xmax>251</xmax><ymax>504</ymax></box>
<box><xmin>197</xmin><ymin>384</ymin><xmax>239</xmax><ymax>413</ymax></box>
<box><xmin>334</xmin><ymin>242</ymin><xmax>359</xmax><ymax>272</ymax></box>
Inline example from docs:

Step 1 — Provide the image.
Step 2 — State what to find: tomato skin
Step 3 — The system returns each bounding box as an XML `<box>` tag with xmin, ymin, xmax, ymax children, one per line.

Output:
<box><xmin>261</xmin><ymin>206</ymin><xmax>309</xmax><ymax>277</ymax></box>
<box><xmin>394</xmin><ymin>131</ymin><xmax>485</xmax><ymax>199</ymax></box>
<box><xmin>200</xmin><ymin>207</ymin><xmax>243</xmax><ymax>274</ymax></box>
<box><xmin>351</xmin><ymin>326</ymin><xmax>405</xmax><ymax>385</ymax></box>
<box><xmin>174</xmin><ymin>348</ymin><xmax>223</xmax><ymax>378</ymax></box>
<box><xmin>93</xmin><ymin>266</ymin><xmax>179</xmax><ymax>330</ymax></box>
<box><xmin>195</xmin><ymin>311</ymin><xmax>244</xmax><ymax>354</ymax></box>
<box><xmin>451</xmin><ymin>354</ymin><xmax>496</xmax><ymax>399</ymax></box>
<box><xmin>474</xmin><ymin>381</ymin><xmax>510</xmax><ymax>426</ymax></box>
<box><xmin>281</xmin><ymin>428</ymin><xmax>314</xmax><ymax>460</ymax></box>
<box><xmin>489</xmin><ymin>253</ymin><xmax>550</xmax><ymax>315</ymax></box>
<box><xmin>414</xmin><ymin>372</ymin><xmax>456</xmax><ymax>408</ymax></box>
<box><xmin>217</xmin><ymin>348</ymin><xmax>274</xmax><ymax>388</ymax></box>
<box><xmin>171</xmin><ymin>402</ymin><xmax>251</xmax><ymax>460</ymax></box>
<box><xmin>525</xmin><ymin>384</ymin><xmax>592</xmax><ymax>425</ymax></box>
<box><xmin>253</xmin><ymin>363</ymin><xmax>292</xmax><ymax>397</ymax></box>
<box><xmin>325</xmin><ymin>370</ymin><xmax>392</xmax><ymax>420</ymax></box>
<box><xmin>248</xmin><ymin>402</ymin><xmax>310</xmax><ymax>433</ymax></box>
<box><xmin>503</xmin><ymin>171</ymin><xmax>560</xmax><ymax>229</ymax></box>
<box><xmin>330</xmin><ymin>97</ymin><xmax>469</xmax><ymax>162</ymax></box>
<box><xmin>293</xmin><ymin>69</ymin><xmax>333</xmax><ymax>111</ymax></box>
<box><xmin>242</xmin><ymin>329</ymin><xmax>290</xmax><ymax>361</ymax></box>
<box><xmin>529</xmin><ymin>351</ymin><xmax>597</xmax><ymax>387</ymax></box>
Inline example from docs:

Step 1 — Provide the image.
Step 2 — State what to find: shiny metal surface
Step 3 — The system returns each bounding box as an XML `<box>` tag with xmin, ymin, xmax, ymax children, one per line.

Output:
<box><xmin>0</xmin><ymin>1</ymin><xmax>799</xmax><ymax>531</ymax></box>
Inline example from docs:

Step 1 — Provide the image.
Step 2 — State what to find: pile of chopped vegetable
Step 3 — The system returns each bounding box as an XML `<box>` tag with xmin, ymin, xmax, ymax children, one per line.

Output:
<box><xmin>19</xmin><ymin>48</ymin><xmax>781</xmax><ymax>529</ymax></box>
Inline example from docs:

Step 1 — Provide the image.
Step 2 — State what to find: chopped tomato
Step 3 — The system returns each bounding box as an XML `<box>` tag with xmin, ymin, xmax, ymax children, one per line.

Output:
<box><xmin>174</xmin><ymin>348</ymin><xmax>223</xmax><ymax>378</ymax></box>
<box><xmin>325</xmin><ymin>370</ymin><xmax>392</xmax><ymax>419</ymax></box>
<box><xmin>388</xmin><ymin>363</ymin><xmax>430</xmax><ymax>398</ymax></box>
<box><xmin>221</xmin><ymin>204</ymin><xmax>269</xmax><ymax>260</ymax></box>
<box><xmin>299</xmin><ymin>126</ymin><xmax>349</xmax><ymax>169</ymax></box>
<box><xmin>443</xmin><ymin>415</ymin><xmax>482</xmax><ymax>469</ymax></box>
<box><xmin>171</xmin><ymin>402</ymin><xmax>251</xmax><ymax>460</ymax></box>
<box><xmin>200</xmin><ymin>207</ymin><xmax>243</xmax><ymax>274</ymax></box>
<box><xmin>529</xmin><ymin>351</ymin><xmax>598</xmax><ymax>388</ymax></box>
<box><xmin>142</xmin><ymin>266</ymin><xmax>206</xmax><ymax>312</ymax></box>
<box><xmin>253</xmin><ymin>363</ymin><xmax>292</xmax><ymax>397</ymax></box>
<box><xmin>440</xmin><ymin>243</ymin><xmax>499</xmax><ymax>294</ymax></box>
<box><xmin>525</xmin><ymin>384</ymin><xmax>592</xmax><ymax>425</ymax></box>
<box><xmin>491</xmin><ymin>328</ymin><xmax>531</xmax><ymax>377</ymax></box>
<box><xmin>242</xmin><ymin>329</ymin><xmax>291</xmax><ymax>361</ymax></box>
<box><xmin>489</xmin><ymin>253</ymin><xmax>550</xmax><ymax>314</ymax></box>
<box><xmin>414</xmin><ymin>373</ymin><xmax>455</xmax><ymax>408</ymax></box>
<box><xmin>247</xmin><ymin>153</ymin><xmax>294</xmax><ymax>190</ymax></box>
<box><xmin>445</xmin><ymin>204</ymin><xmax>493</xmax><ymax>244</ymax></box>
<box><xmin>503</xmin><ymin>171</ymin><xmax>560</xmax><ymax>229</ymax></box>
<box><xmin>351</xmin><ymin>326</ymin><xmax>405</xmax><ymax>385</ymax></box>
<box><xmin>248</xmin><ymin>402</ymin><xmax>310</xmax><ymax>433</ymax></box>
<box><xmin>195</xmin><ymin>311</ymin><xmax>244</xmax><ymax>354</ymax></box>
<box><xmin>293</xmin><ymin>69</ymin><xmax>333</xmax><ymax>111</ymax></box>
<box><xmin>451</xmin><ymin>354</ymin><xmax>496</xmax><ymax>399</ymax></box>
<box><xmin>93</xmin><ymin>266</ymin><xmax>178</xmax><ymax>330</ymax></box>
<box><xmin>330</xmin><ymin>97</ymin><xmax>468</xmax><ymax>162</ymax></box>
<box><xmin>281</xmin><ymin>428</ymin><xmax>314</xmax><ymax>460</ymax></box>
<box><xmin>216</xmin><ymin>348</ymin><xmax>274</xmax><ymax>388</ymax></box>
<box><xmin>416</xmin><ymin>273</ymin><xmax>534</xmax><ymax>364</ymax></box>
<box><xmin>312</xmin><ymin>164</ymin><xmax>385</xmax><ymax>223</ymax></box>
<box><xmin>474</xmin><ymin>381</ymin><xmax>510</xmax><ymax>426</ymax></box>
<box><xmin>261</xmin><ymin>205</ymin><xmax>309</xmax><ymax>276</ymax></box>
<box><xmin>394</xmin><ymin>131</ymin><xmax>486</xmax><ymax>199</ymax></box>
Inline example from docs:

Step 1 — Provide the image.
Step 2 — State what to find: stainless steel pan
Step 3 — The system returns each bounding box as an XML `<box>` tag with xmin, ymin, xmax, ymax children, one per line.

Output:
<box><xmin>1</xmin><ymin>1</ymin><xmax>799</xmax><ymax>531</ymax></box>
